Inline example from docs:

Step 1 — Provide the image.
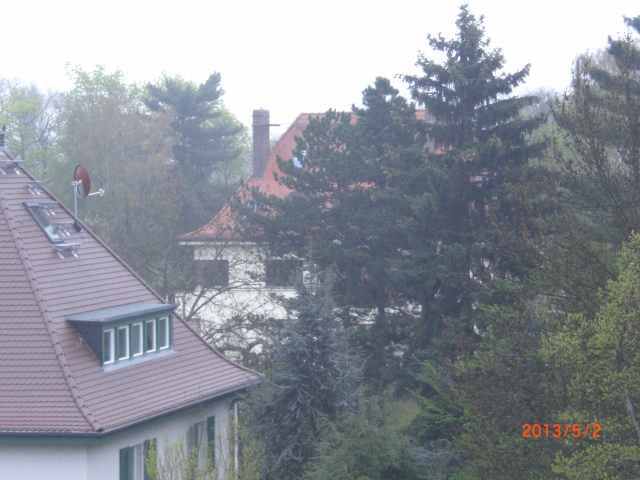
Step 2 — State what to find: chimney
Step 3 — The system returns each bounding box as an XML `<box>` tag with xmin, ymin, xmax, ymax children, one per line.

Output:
<box><xmin>252</xmin><ymin>110</ymin><xmax>270</xmax><ymax>178</ymax></box>
<box><xmin>0</xmin><ymin>126</ymin><xmax>5</xmax><ymax>151</ymax></box>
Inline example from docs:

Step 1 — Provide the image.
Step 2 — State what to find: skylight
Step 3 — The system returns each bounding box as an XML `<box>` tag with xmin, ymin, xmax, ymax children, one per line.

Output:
<box><xmin>24</xmin><ymin>202</ymin><xmax>63</xmax><ymax>244</ymax></box>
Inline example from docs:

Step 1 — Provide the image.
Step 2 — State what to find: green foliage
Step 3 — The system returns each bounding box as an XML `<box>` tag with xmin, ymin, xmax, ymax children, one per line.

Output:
<box><xmin>146</xmin><ymin>73</ymin><xmax>247</xmax><ymax>230</ymax></box>
<box><xmin>249</xmin><ymin>277</ymin><xmax>363</xmax><ymax>479</ymax></box>
<box><xmin>543</xmin><ymin>233</ymin><xmax>640</xmax><ymax>478</ymax></box>
<box><xmin>400</xmin><ymin>4</ymin><xmax>545</xmax><ymax>356</ymax></box>
<box><xmin>412</xmin><ymin>361</ymin><xmax>464</xmax><ymax>443</ymax></box>
<box><xmin>305</xmin><ymin>397</ymin><xmax>421</xmax><ymax>480</ymax></box>
<box><xmin>144</xmin><ymin>434</ymin><xmax>223</xmax><ymax>480</ymax></box>
<box><xmin>243</xmin><ymin>78</ymin><xmax>423</xmax><ymax>315</ymax></box>
<box><xmin>239</xmin><ymin>77</ymin><xmax>427</xmax><ymax>388</ymax></box>
<box><xmin>0</xmin><ymin>78</ymin><xmax>64</xmax><ymax>180</ymax></box>
<box><xmin>531</xmin><ymin>16</ymin><xmax>640</xmax><ymax>315</ymax></box>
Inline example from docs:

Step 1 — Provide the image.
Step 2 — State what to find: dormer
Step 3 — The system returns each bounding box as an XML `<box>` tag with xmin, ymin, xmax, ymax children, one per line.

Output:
<box><xmin>67</xmin><ymin>303</ymin><xmax>179</xmax><ymax>369</ymax></box>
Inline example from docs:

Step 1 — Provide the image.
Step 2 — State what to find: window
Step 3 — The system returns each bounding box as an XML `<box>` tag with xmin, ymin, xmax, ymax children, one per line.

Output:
<box><xmin>100</xmin><ymin>318</ymin><xmax>170</xmax><ymax>366</ymax></box>
<box><xmin>132</xmin><ymin>323</ymin><xmax>143</xmax><ymax>356</ymax></box>
<box><xmin>188</xmin><ymin>421</ymin><xmax>206</xmax><ymax>469</ymax></box>
<box><xmin>103</xmin><ymin>329</ymin><xmax>115</xmax><ymax>364</ymax></box>
<box><xmin>158</xmin><ymin>317</ymin><xmax>169</xmax><ymax>350</ymax></box>
<box><xmin>231</xmin><ymin>400</ymin><xmax>240</xmax><ymax>472</ymax></box>
<box><xmin>196</xmin><ymin>259</ymin><xmax>229</xmax><ymax>288</ymax></box>
<box><xmin>188</xmin><ymin>417</ymin><xmax>216</xmax><ymax>470</ymax></box>
<box><xmin>118</xmin><ymin>326</ymin><xmax>130</xmax><ymax>360</ymax></box>
<box><xmin>130</xmin><ymin>443</ymin><xmax>143</xmax><ymax>480</ymax></box>
<box><xmin>67</xmin><ymin>303</ymin><xmax>177</xmax><ymax>367</ymax></box>
<box><xmin>24</xmin><ymin>203</ymin><xmax>63</xmax><ymax>244</ymax></box>
<box><xmin>265</xmin><ymin>259</ymin><xmax>302</xmax><ymax>287</ymax></box>
<box><xmin>143</xmin><ymin>439</ymin><xmax>157</xmax><ymax>480</ymax></box>
<box><xmin>120</xmin><ymin>439</ymin><xmax>156</xmax><ymax>480</ymax></box>
<box><xmin>146</xmin><ymin>319</ymin><xmax>156</xmax><ymax>352</ymax></box>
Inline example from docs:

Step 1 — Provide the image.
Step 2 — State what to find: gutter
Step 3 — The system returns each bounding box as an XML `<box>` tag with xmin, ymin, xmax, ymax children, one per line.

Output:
<box><xmin>0</xmin><ymin>379</ymin><xmax>261</xmax><ymax>441</ymax></box>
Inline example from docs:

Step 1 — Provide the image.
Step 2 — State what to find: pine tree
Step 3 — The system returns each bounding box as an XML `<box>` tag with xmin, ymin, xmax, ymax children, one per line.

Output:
<box><xmin>239</xmin><ymin>78</ymin><xmax>426</xmax><ymax>387</ymax></box>
<box><xmin>146</xmin><ymin>73</ymin><xmax>245</xmax><ymax>229</ymax></box>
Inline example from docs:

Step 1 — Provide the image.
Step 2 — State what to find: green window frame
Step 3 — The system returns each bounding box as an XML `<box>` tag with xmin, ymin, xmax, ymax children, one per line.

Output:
<box><xmin>119</xmin><ymin>446</ymin><xmax>131</xmax><ymax>480</ymax></box>
<box><xmin>102</xmin><ymin>315</ymin><xmax>173</xmax><ymax>365</ymax></box>
<box><xmin>103</xmin><ymin>329</ymin><xmax>115</xmax><ymax>365</ymax></box>
<box><xmin>120</xmin><ymin>439</ymin><xmax>156</xmax><ymax>480</ymax></box>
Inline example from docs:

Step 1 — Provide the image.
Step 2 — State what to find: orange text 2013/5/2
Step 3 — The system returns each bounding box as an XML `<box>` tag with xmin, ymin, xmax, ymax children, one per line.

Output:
<box><xmin>522</xmin><ymin>423</ymin><xmax>601</xmax><ymax>439</ymax></box>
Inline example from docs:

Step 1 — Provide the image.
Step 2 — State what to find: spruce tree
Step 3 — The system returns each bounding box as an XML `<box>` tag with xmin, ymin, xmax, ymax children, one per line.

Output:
<box><xmin>401</xmin><ymin>4</ymin><xmax>544</xmax><ymax>350</ymax></box>
<box><xmin>251</xmin><ymin>278</ymin><xmax>362</xmax><ymax>480</ymax></box>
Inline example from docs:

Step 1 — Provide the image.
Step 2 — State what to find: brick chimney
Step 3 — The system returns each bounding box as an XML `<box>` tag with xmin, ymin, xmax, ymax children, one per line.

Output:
<box><xmin>0</xmin><ymin>126</ymin><xmax>5</xmax><ymax>152</ymax></box>
<box><xmin>252</xmin><ymin>110</ymin><xmax>270</xmax><ymax>178</ymax></box>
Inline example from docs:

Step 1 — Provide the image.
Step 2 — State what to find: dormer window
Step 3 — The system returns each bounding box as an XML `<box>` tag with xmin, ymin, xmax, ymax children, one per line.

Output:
<box><xmin>158</xmin><ymin>317</ymin><xmax>169</xmax><ymax>349</ymax></box>
<box><xmin>103</xmin><ymin>329</ymin><xmax>115</xmax><ymax>364</ymax></box>
<box><xmin>67</xmin><ymin>303</ymin><xmax>178</xmax><ymax>368</ymax></box>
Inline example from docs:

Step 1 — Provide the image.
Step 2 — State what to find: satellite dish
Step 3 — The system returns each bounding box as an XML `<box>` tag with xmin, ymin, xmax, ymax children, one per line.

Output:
<box><xmin>71</xmin><ymin>165</ymin><xmax>104</xmax><ymax>232</ymax></box>
<box><xmin>74</xmin><ymin>165</ymin><xmax>91</xmax><ymax>197</ymax></box>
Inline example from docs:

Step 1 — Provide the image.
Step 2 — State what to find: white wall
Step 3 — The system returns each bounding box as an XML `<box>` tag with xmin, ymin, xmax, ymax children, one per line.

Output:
<box><xmin>87</xmin><ymin>397</ymin><xmax>234</xmax><ymax>480</ymax></box>
<box><xmin>0</xmin><ymin>396</ymin><xmax>235</xmax><ymax>480</ymax></box>
<box><xmin>0</xmin><ymin>443</ymin><xmax>87</xmax><ymax>480</ymax></box>
<box><xmin>185</xmin><ymin>242</ymin><xmax>298</xmax><ymax>325</ymax></box>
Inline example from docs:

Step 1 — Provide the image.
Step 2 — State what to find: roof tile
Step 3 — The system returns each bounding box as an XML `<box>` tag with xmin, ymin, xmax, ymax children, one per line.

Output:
<box><xmin>0</xmin><ymin>154</ymin><xmax>260</xmax><ymax>434</ymax></box>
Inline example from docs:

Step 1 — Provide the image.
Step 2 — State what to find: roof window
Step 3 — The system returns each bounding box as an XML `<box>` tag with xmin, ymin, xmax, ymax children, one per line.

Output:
<box><xmin>24</xmin><ymin>202</ymin><xmax>64</xmax><ymax>244</ymax></box>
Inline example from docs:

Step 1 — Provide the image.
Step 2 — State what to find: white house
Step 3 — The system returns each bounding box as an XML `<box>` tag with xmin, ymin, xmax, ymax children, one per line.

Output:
<box><xmin>0</xmin><ymin>133</ymin><xmax>261</xmax><ymax>480</ymax></box>
<box><xmin>178</xmin><ymin>110</ymin><xmax>312</xmax><ymax>332</ymax></box>
<box><xmin>179</xmin><ymin>109</ymin><xmax>430</xmax><ymax>337</ymax></box>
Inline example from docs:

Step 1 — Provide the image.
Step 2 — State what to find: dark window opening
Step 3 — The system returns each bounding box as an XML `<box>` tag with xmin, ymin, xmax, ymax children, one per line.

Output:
<box><xmin>265</xmin><ymin>260</ymin><xmax>302</xmax><ymax>287</ymax></box>
<box><xmin>196</xmin><ymin>260</ymin><xmax>230</xmax><ymax>288</ymax></box>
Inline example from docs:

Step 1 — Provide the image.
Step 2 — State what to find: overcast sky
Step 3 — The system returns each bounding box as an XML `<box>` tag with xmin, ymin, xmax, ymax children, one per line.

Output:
<box><xmin>3</xmin><ymin>1</ymin><xmax>638</xmax><ymax>136</ymax></box>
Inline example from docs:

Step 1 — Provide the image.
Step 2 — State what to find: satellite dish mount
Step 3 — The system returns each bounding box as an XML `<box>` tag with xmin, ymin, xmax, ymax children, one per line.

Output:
<box><xmin>72</xmin><ymin>165</ymin><xmax>104</xmax><ymax>232</ymax></box>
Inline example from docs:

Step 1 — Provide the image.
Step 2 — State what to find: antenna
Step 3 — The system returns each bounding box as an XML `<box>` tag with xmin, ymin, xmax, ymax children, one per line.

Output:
<box><xmin>72</xmin><ymin>165</ymin><xmax>104</xmax><ymax>232</ymax></box>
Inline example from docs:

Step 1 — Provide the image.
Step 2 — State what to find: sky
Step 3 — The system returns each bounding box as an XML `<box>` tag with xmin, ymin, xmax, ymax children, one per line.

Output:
<box><xmin>3</xmin><ymin>1</ymin><xmax>638</xmax><ymax>137</ymax></box>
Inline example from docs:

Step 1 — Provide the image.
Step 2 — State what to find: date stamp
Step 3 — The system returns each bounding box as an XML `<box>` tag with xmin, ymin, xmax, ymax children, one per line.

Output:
<box><xmin>522</xmin><ymin>423</ymin><xmax>601</xmax><ymax>439</ymax></box>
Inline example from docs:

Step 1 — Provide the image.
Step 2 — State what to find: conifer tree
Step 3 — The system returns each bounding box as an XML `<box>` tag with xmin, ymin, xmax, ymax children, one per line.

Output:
<box><xmin>250</xmin><ymin>278</ymin><xmax>362</xmax><ymax>480</ymax></box>
<box><xmin>239</xmin><ymin>78</ymin><xmax>426</xmax><ymax>386</ymax></box>
<box><xmin>146</xmin><ymin>73</ymin><xmax>245</xmax><ymax>229</ymax></box>
<box><xmin>400</xmin><ymin>4</ymin><xmax>544</xmax><ymax>350</ymax></box>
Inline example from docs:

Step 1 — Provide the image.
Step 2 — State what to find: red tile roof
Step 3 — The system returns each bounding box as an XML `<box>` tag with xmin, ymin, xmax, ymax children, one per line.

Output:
<box><xmin>180</xmin><ymin>110</ymin><xmax>428</xmax><ymax>242</ymax></box>
<box><xmin>0</xmin><ymin>150</ymin><xmax>261</xmax><ymax>434</ymax></box>
<box><xmin>180</xmin><ymin>113</ymin><xmax>318</xmax><ymax>241</ymax></box>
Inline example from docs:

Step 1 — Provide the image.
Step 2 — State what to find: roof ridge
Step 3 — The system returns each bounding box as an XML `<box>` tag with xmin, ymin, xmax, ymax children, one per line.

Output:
<box><xmin>0</xmin><ymin>188</ymin><xmax>103</xmax><ymax>433</ymax></box>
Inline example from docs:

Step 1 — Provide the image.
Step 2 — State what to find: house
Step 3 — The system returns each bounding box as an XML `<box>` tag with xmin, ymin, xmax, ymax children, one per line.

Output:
<box><xmin>179</xmin><ymin>109</ymin><xmax>431</xmax><ymax>336</ymax></box>
<box><xmin>178</xmin><ymin>110</ymin><xmax>313</xmax><ymax>332</ymax></box>
<box><xmin>0</xmin><ymin>133</ymin><xmax>261</xmax><ymax>480</ymax></box>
